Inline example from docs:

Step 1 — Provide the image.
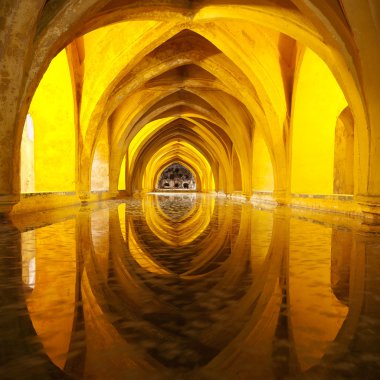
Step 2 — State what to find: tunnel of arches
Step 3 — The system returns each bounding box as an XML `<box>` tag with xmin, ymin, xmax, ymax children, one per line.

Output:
<box><xmin>2</xmin><ymin>2</ymin><xmax>380</xmax><ymax>379</ymax></box>
<box><xmin>11</xmin><ymin>0</ymin><xmax>376</xmax><ymax>217</ymax></box>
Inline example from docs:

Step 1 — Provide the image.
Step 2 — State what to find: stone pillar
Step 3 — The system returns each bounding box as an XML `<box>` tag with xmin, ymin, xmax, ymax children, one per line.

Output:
<box><xmin>0</xmin><ymin>1</ymin><xmax>45</xmax><ymax>214</ymax></box>
<box><xmin>341</xmin><ymin>1</ymin><xmax>380</xmax><ymax>221</ymax></box>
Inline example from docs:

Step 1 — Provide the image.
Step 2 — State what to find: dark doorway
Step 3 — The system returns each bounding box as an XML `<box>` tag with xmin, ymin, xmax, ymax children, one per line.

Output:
<box><xmin>157</xmin><ymin>163</ymin><xmax>196</xmax><ymax>190</ymax></box>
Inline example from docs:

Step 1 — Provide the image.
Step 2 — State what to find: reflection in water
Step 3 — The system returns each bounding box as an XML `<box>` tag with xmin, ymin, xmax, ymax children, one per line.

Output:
<box><xmin>155</xmin><ymin>193</ymin><xmax>197</xmax><ymax>221</ymax></box>
<box><xmin>22</xmin><ymin>230</ymin><xmax>36</xmax><ymax>289</ymax></box>
<box><xmin>1</xmin><ymin>194</ymin><xmax>380</xmax><ymax>379</ymax></box>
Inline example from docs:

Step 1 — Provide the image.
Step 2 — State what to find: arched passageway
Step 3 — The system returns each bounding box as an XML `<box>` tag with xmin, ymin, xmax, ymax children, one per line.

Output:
<box><xmin>3</xmin><ymin>0</ymin><xmax>378</xmax><ymax>219</ymax></box>
<box><xmin>1</xmin><ymin>2</ymin><xmax>380</xmax><ymax>379</ymax></box>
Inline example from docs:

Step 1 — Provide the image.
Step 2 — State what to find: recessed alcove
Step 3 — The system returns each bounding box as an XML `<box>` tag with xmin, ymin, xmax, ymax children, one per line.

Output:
<box><xmin>156</xmin><ymin>163</ymin><xmax>196</xmax><ymax>191</ymax></box>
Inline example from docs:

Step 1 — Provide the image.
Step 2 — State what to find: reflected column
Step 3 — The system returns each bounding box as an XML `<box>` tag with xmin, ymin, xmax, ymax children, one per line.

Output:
<box><xmin>64</xmin><ymin>205</ymin><xmax>93</xmax><ymax>378</ymax></box>
<box><xmin>271</xmin><ymin>209</ymin><xmax>295</xmax><ymax>379</ymax></box>
<box><xmin>0</xmin><ymin>218</ymin><xmax>68</xmax><ymax>379</ymax></box>
<box><xmin>348</xmin><ymin>226</ymin><xmax>380</xmax><ymax>377</ymax></box>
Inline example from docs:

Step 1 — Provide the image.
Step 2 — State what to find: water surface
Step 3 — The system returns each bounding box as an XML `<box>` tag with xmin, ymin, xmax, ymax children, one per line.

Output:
<box><xmin>1</xmin><ymin>193</ymin><xmax>380</xmax><ymax>379</ymax></box>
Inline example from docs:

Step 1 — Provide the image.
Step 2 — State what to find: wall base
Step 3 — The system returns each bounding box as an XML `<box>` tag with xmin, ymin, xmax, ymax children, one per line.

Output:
<box><xmin>11</xmin><ymin>191</ymin><xmax>114</xmax><ymax>215</ymax></box>
<box><xmin>6</xmin><ymin>191</ymin><xmax>380</xmax><ymax>221</ymax></box>
<box><xmin>290</xmin><ymin>193</ymin><xmax>361</xmax><ymax>217</ymax></box>
<box><xmin>251</xmin><ymin>191</ymin><xmax>277</xmax><ymax>207</ymax></box>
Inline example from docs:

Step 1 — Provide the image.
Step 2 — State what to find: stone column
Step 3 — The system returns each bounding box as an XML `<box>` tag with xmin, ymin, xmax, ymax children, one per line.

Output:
<box><xmin>341</xmin><ymin>1</ymin><xmax>380</xmax><ymax>221</ymax></box>
<box><xmin>0</xmin><ymin>1</ymin><xmax>45</xmax><ymax>213</ymax></box>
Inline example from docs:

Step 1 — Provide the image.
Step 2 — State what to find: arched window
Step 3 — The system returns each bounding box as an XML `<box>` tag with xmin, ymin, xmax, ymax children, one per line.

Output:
<box><xmin>157</xmin><ymin>163</ymin><xmax>196</xmax><ymax>190</ymax></box>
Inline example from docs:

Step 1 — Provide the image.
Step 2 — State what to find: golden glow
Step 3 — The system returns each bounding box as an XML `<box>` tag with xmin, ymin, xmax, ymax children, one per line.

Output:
<box><xmin>24</xmin><ymin>220</ymin><xmax>77</xmax><ymax>369</ymax></box>
<box><xmin>127</xmin><ymin>117</ymin><xmax>175</xmax><ymax>168</ymax></box>
<box><xmin>80</xmin><ymin>20</ymin><xmax>165</xmax><ymax>138</ymax></box>
<box><xmin>118</xmin><ymin>156</ymin><xmax>126</xmax><ymax>191</ymax></box>
<box><xmin>91</xmin><ymin>125</ymin><xmax>109</xmax><ymax>191</ymax></box>
<box><xmin>128</xmin><ymin>224</ymin><xmax>172</xmax><ymax>275</ymax></box>
<box><xmin>117</xmin><ymin>203</ymin><xmax>127</xmax><ymax>241</ymax></box>
<box><xmin>3</xmin><ymin>1</ymin><xmax>380</xmax><ymax>378</ymax></box>
<box><xmin>252</xmin><ymin>128</ymin><xmax>274</xmax><ymax>192</ymax></box>
<box><xmin>91</xmin><ymin>208</ymin><xmax>110</xmax><ymax>280</ymax></box>
<box><xmin>26</xmin><ymin>50</ymin><xmax>75</xmax><ymax>192</ymax></box>
<box><xmin>142</xmin><ymin>194</ymin><xmax>214</xmax><ymax>246</ymax></box>
<box><xmin>16</xmin><ymin>1</ymin><xmax>371</xmax><ymax>216</ymax></box>
<box><xmin>140</xmin><ymin>141</ymin><xmax>215</xmax><ymax>193</ymax></box>
<box><xmin>2</xmin><ymin>2</ymin><xmax>380</xmax><ymax>379</ymax></box>
<box><xmin>17</xmin><ymin>193</ymin><xmax>368</xmax><ymax>377</ymax></box>
<box><xmin>291</xmin><ymin>48</ymin><xmax>348</xmax><ymax>195</ymax></box>
<box><xmin>20</xmin><ymin>115</ymin><xmax>35</xmax><ymax>193</ymax></box>
<box><xmin>289</xmin><ymin>218</ymin><xmax>349</xmax><ymax>370</ymax></box>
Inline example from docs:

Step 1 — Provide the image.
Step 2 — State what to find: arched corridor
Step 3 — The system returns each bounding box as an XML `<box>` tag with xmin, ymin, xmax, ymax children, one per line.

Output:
<box><xmin>1</xmin><ymin>1</ymin><xmax>380</xmax><ymax>378</ymax></box>
<box><xmin>0</xmin><ymin>0</ymin><xmax>376</xmax><ymax>217</ymax></box>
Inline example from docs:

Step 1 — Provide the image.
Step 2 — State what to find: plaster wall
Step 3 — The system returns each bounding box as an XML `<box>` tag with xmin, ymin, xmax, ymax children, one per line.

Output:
<box><xmin>20</xmin><ymin>114</ymin><xmax>35</xmax><ymax>193</ymax></box>
<box><xmin>91</xmin><ymin>125</ymin><xmax>109</xmax><ymax>191</ymax></box>
<box><xmin>28</xmin><ymin>50</ymin><xmax>76</xmax><ymax>192</ymax></box>
<box><xmin>291</xmin><ymin>48</ymin><xmax>348</xmax><ymax>195</ymax></box>
<box><xmin>252</xmin><ymin>128</ymin><xmax>274</xmax><ymax>192</ymax></box>
<box><xmin>118</xmin><ymin>156</ymin><xmax>126</xmax><ymax>191</ymax></box>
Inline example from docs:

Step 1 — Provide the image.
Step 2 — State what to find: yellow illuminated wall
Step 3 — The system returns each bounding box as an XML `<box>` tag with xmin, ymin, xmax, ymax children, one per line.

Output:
<box><xmin>80</xmin><ymin>21</ymin><xmax>163</xmax><ymax>138</ymax></box>
<box><xmin>91</xmin><ymin>125</ymin><xmax>109</xmax><ymax>191</ymax></box>
<box><xmin>118</xmin><ymin>156</ymin><xmax>126</xmax><ymax>190</ymax></box>
<box><xmin>232</xmin><ymin>148</ymin><xmax>242</xmax><ymax>192</ymax></box>
<box><xmin>291</xmin><ymin>48</ymin><xmax>348</xmax><ymax>195</ymax></box>
<box><xmin>334</xmin><ymin>108</ymin><xmax>354</xmax><ymax>195</ymax></box>
<box><xmin>289</xmin><ymin>219</ymin><xmax>348</xmax><ymax>370</ymax></box>
<box><xmin>20</xmin><ymin>114</ymin><xmax>35</xmax><ymax>193</ymax></box>
<box><xmin>91</xmin><ymin>208</ymin><xmax>110</xmax><ymax>280</ymax></box>
<box><xmin>28</xmin><ymin>49</ymin><xmax>75</xmax><ymax>192</ymax></box>
<box><xmin>252</xmin><ymin>128</ymin><xmax>274</xmax><ymax>191</ymax></box>
<box><xmin>25</xmin><ymin>220</ymin><xmax>77</xmax><ymax>369</ymax></box>
<box><xmin>11</xmin><ymin>2</ymin><xmax>375</xmax><ymax>217</ymax></box>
